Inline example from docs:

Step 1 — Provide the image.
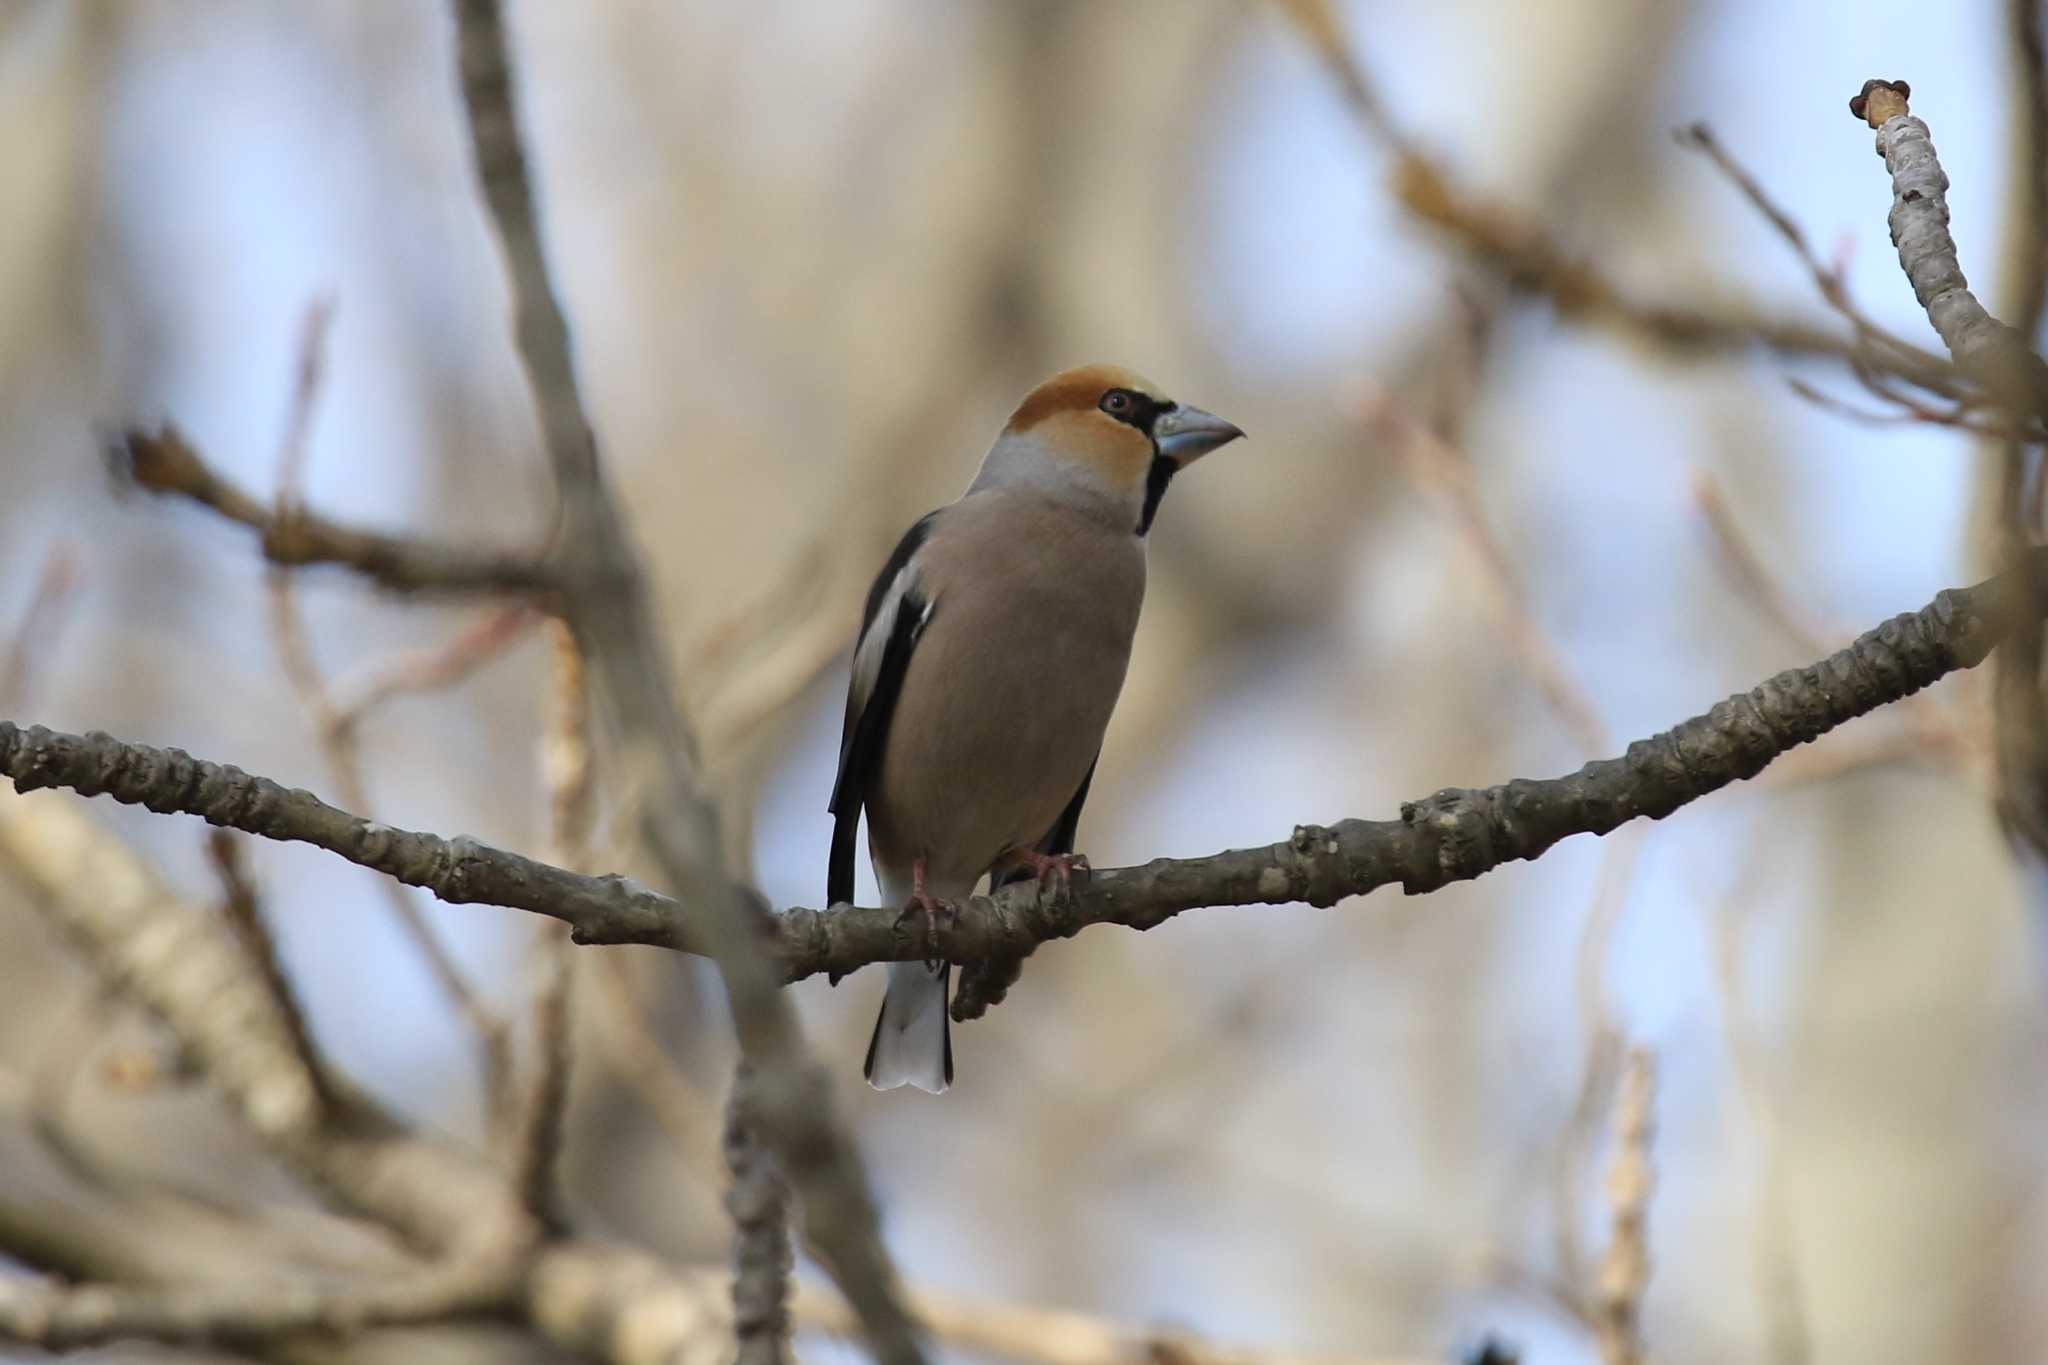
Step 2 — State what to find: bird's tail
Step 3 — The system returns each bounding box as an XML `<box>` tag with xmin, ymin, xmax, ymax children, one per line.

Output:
<box><xmin>864</xmin><ymin>959</ymin><xmax>953</xmax><ymax>1093</ymax></box>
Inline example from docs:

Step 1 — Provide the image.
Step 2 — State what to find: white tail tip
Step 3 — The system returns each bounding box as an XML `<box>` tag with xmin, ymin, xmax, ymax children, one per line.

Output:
<box><xmin>864</xmin><ymin>960</ymin><xmax>952</xmax><ymax>1093</ymax></box>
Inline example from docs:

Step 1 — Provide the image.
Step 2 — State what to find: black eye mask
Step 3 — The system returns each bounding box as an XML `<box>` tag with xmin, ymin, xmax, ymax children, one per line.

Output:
<box><xmin>1099</xmin><ymin>388</ymin><xmax>1176</xmax><ymax>437</ymax></box>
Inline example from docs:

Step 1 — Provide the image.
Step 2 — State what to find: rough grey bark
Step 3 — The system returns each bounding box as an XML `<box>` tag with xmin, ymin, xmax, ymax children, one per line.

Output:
<box><xmin>1852</xmin><ymin>75</ymin><xmax>2048</xmax><ymax>860</ymax></box>
<box><xmin>723</xmin><ymin>1066</ymin><xmax>794</xmax><ymax>1365</ymax></box>
<box><xmin>5</xmin><ymin>542</ymin><xmax>2040</xmax><ymax>986</ymax></box>
<box><xmin>1851</xmin><ymin>79</ymin><xmax>2048</xmax><ymax>412</ymax></box>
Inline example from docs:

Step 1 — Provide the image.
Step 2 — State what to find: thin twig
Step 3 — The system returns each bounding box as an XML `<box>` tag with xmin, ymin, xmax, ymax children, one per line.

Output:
<box><xmin>0</xmin><ymin>544</ymin><xmax>83</xmax><ymax>713</ymax></box>
<box><xmin>725</xmin><ymin>1064</ymin><xmax>793</xmax><ymax>1365</ymax></box>
<box><xmin>1392</xmin><ymin>148</ymin><xmax>1959</xmax><ymax>394</ymax></box>
<box><xmin>1279</xmin><ymin>0</ymin><xmax>1965</xmax><ymax>398</ymax></box>
<box><xmin>1592</xmin><ymin>1047</ymin><xmax>1655</xmax><ymax>1365</ymax></box>
<box><xmin>513</xmin><ymin>939</ymin><xmax>574</xmax><ymax>1226</ymax></box>
<box><xmin>1267</xmin><ymin>0</ymin><xmax>1415</xmax><ymax>154</ymax></box>
<box><xmin>273</xmin><ymin>295</ymin><xmax>336</xmax><ymax>510</ymax></box>
<box><xmin>267</xmin><ymin>568</ymin><xmax>516</xmax><ymax>1114</ymax></box>
<box><xmin>1849</xmin><ymin>79</ymin><xmax>2048</xmax><ymax>412</ymax></box>
<box><xmin>1676</xmin><ymin>122</ymin><xmax>1976</xmax><ymax>407</ymax></box>
<box><xmin>1367</xmin><ymin>390</ymin><xmax>1609</xmax><ymax>756</ymax></box>
<box><xmin>0</xmin><ymin>1263</ymin><xmax>511</xmax><ymax>1352</ymax></box>
<box><xmin>1363</xmin><ymin>311</ymin><xmax>1649</xmax><ymax>1314</ymax></box>
<box><xmin>1709</xmin><ymin>889</ymin><xmax>1811</xmax><ymax>1365</ymax></box>
<box><xmin>540</xmin><ymin>619</ymin><xmax>596</xmax><ymax>873</ymax></box>
<box><xmin>511</xmin><ymin>621</ymin><xmax>590</xmax><ymax>1220</ymax></box>
<box><xmin>206</xmin><ymin>828</ymin><xmax>336</xmax><ymax>1113</ymax></box>
<box><xmin>327</xmin><ymin>604</ymin><xmax>537</xmax><ymax>738</ymax></box>
<box><xmin>1689</xmin><ymin>468</ymin><xmax>1836</xmax><ymax>656</ymax></box>
<box><xmin>1552</xmin><ymin>829</ymin><xmax>1641</xmax><ymax>1309</ymax></box>
<box><xmin>258</xmin><ymin>311</ymin><xmax>516</xmax><ymax>1128</ymax></box>
<box><xmin>1759</xmin><ymin>722</ymin><xmax>1981</xmax><ymax>790</ymax></box>
<box><xmin>1692</xmin><ymin>466</ymin><xmax>1989</xmax><ymax>788</ymax></box>
<box><xmin>1281</xmin><ymin>6</ymin><xmax>1975</xmax><ymax>401</ymax></box>
<box><xmin>1379</xmin><ymin>293</ymin><xmax>1611</xmax><ymax>754</ymax></box>
<box><xmin>117</xmin><ymin>426</ymin><xmax>557</xmax><ymax>595</ymax></box>
<box><xmin>1784</xmin><ymin>376</ymin><xmax>2034</xmax><ymax>440</ymax></box>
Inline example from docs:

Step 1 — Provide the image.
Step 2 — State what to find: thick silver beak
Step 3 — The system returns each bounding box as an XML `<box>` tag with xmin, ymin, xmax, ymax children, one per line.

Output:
<box><xmin>1152</xmin><ymin>404</ymin><xmax>1244</xmax><ymax>463</ymax></box>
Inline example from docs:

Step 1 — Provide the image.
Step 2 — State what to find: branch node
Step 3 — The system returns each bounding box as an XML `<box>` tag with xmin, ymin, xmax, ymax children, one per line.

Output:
<box><xmin>1849</xmin><ymin>78</ymin><xmax>1912</xmax><ymax>127</ymax></box>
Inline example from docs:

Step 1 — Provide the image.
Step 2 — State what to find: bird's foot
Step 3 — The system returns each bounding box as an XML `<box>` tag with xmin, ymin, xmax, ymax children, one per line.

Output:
<box><xmin>994</xmin><ymin>848</ymin><xmax>1092</xmax><ymax>899</ymax></box>
<box><xmin>897</xmin><ymin>889</ymin><xmax>959</xmax><ymax>936</ymax></box>
<box><xmin>897</xmin><ymin>857</ymin><xmax>959</xmax><ymax>961</ymax></box>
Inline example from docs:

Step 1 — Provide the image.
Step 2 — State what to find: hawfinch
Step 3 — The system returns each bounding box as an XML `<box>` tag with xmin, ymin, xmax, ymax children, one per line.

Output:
<box><xmin>829</xmin><ymin>365</ymin><xmax>1244</xmax><ymax>1092</ymax></box>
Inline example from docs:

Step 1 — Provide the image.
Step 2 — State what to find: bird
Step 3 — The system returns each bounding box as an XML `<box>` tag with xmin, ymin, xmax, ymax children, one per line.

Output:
<box><xmin>828</xmin><ymin>364</ymin><xmax>1244</xmax><ymax>1092</ymax></box>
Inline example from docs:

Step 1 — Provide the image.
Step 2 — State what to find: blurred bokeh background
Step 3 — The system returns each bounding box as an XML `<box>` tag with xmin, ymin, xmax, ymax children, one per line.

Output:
<box><xmin>1</xmin><ymin>1</ymin><xmax>2043</xmax><ymax>1362</ymax></box>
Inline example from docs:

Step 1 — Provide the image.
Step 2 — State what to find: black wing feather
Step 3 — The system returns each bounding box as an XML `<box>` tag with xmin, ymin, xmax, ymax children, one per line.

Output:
<box><xmin>857</xmin><ymin>510</ymin><xmax>939</xmax><ymax>638</ymax></box>
<box><xmin>827</xmin><ymin>594</ymin><xmax>925</xmax><ymax>905</ymax></box>
<box><xmin>827</xmin><ymin>512</ymin><xmax>941</xmax><ymax>907</ymax></box>
<box><xmin>992</xmin><ymin>753</ymin><xmax>1098</xmax><ymax>891</ymax></box>
<box><xmin>1040</xmin><ymin>754</ymin><xmax>1097</xmax><ymax>858</ymax></box>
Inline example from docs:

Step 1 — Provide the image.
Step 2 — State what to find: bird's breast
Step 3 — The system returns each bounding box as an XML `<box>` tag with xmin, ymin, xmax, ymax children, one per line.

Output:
<box><xmin>869</xmin><ymin>523</ymin><xmax>1143</xmax><ymax>887</ymax></box>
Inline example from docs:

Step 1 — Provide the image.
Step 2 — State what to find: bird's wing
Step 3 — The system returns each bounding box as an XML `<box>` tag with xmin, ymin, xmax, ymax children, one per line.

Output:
<box><xmin>988</xmin><ymin>753</ymin><xmax>1098</xmax><ymax>897</ymax></box>
<box><xmin>1039</xmin><ymin>753</ymin><xmax>1097</xmax><ymax>859</ymax></box>
<box><xmin>828</xmin><ymin>509</ymin><xmax>942</xmax><ymax>907</ymax></box>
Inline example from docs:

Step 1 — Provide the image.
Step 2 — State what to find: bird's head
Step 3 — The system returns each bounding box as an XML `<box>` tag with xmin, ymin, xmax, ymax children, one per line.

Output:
<box><xmin>974</xmin><ymin>364</ymin><xmax>1244</xmax><ymax>535</ymax></box>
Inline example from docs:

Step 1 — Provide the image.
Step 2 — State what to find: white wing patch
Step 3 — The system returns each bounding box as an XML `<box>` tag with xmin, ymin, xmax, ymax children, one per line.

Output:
<box><xmin>849</xmin><ymin>560</ymin><xmax>934</xmax><ymax>720</ymax></box>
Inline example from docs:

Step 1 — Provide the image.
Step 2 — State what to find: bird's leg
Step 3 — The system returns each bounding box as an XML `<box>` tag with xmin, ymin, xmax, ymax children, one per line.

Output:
<box><xmin>991</xmin><ymin>846</ymin><xmax>1092</xmax><ymax>900</ymax></box>
<box><xmin>898</xmin><ymin>855</ymin><xmax>959</xmax><ymax>955</ymax></box>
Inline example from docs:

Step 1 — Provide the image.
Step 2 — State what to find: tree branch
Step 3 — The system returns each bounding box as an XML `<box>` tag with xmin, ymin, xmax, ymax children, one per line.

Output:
<box><xmin>1591</xmin><ymin>1048</ymin><xmax>1656</xmax><ymax>1365</ymax></box>
<box><xmin>724</xmin><ymin>1065</ymin><xmax>794</xmax><ymax>1365</ymax></box>
<box><xmin>6</xmin><ymin>778</ymin><xmax>1360</xmax><ymax>1365</ymax></box>
<box><xmin>1850</xmin><ymin>76</ymin><xmax>2048</xmax><ymax>860</ymax></box>
<box><xmin>0</xmin><ymin>542</ymin><xmax>81</xmax><ymax>713</ymax></box>
<box><xmin>1992</xmin><ymin>10</ymin><xmax>2048</xmax><ymax>860</ymax></box>
<box><xmin>0</xmin><ymin>1265</ymin><xmax>506</xmax><ymax>1352</ymax></box>
<box><xmin>1277</xmin><ymin>5</ymin><xmax>1969</xmax><ymax>401</ymax></box>
<box><xmin>5</xmin><ymin>545</ymin><xmax>2040</xmax><ymax>984</ymax></box>
<box><xmin>1848</xmin><ymin>78</ymin><xmax>2048</xmax><ymax>415</ymax></box>
<box><xmin>0</xmin><ymin>782</ymin><xmax>534</xmax><ymax>1263</ymax></box>
<box><xmin>267</xmin><ymin>549</ymin><xmax>517</xmax><ymax>1127</ymax></box>
<box><xmin>791</xmin><ymin>1272</ymin><xmax>1434</xmax><ymax>1365</ymax></box>
<box><xmin>205</xmin><ymin>828</ymin><xmax>339</xmax><ymax>1114</ymax></box>
<box><xmin>0</xmin><ymin>716</ymin><xmax>713</xmax><ymax>947</ymax></box>
<box><xmin>1669</xmin><ymin>122</ymin><xmax>2038</xmax><ymax>436</ymax></box>
<box><xmin>117</xmin><ymin>426</ymin><xmax>559</xmax><ymax>596</ymax></box>
<box><xmin>448</xmin><ymin>4</ymin><xmax>923</xmax><ymax>1360</ymax></box>
<box><xmin>509</xmin><ymin>621</ymin><xmax>591</xmax><ymax>1222</ymax></box>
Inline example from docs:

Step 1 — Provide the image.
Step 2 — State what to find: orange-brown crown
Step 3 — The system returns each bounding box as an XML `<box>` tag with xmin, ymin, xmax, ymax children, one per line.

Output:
<box><xmin>1000</xmin><ymin>364</ymin><xmax>1165</xmax><ymax>494</ymax></box>
<box><xmin>1004</xmin><ymin>364</ymin><xmax>1164</xmax><ymax>434</ymax></box>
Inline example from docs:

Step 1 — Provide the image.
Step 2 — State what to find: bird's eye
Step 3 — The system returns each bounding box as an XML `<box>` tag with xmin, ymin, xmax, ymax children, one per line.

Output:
<box><xmin>1102</xmin><ymin>391</ymin><xmax>1130</xmax><ymax>414</ymax></box>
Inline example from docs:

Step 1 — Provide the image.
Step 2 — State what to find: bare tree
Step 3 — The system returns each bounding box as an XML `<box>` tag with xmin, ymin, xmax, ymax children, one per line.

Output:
<box><xmin>1</xmin><ymin>2</ymin><xmax>2042</xmax><ymax>1363</ymax></box>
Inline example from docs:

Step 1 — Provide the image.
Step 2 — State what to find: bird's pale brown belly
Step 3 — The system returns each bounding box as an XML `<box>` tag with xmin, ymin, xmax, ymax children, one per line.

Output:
<box><xmin>869</xmin><ymin>580</ymin><xmax>1134</xmax><ymax>893</ymax></box>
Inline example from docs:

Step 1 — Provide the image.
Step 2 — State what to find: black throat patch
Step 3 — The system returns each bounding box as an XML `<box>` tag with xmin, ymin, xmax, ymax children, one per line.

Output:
<box><xmin>1137</xmin><ymin>454</ymin><xmax>1176</xmax><ymax>536</ymax></box>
